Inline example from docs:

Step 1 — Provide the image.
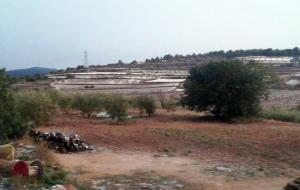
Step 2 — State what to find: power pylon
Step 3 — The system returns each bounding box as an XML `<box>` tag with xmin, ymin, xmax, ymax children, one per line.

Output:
<box><xmin>84</xmin><ymin>51</ymin><xmax>88</xmax><ymax>68</ymax></box>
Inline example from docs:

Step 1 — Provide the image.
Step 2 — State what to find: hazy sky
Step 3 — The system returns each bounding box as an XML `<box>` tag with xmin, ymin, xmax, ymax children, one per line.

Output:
<box><xmin>0</xmin><ymin>0</ymin><xmax>299</xmax><ymax>70</ymax></box>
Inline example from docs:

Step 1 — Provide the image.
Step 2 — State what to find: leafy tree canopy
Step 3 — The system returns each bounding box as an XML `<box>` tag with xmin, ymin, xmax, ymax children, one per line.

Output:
<box><xmin>0</xmin><ymin>68</ymin><xmax>26</xmax><ymax>143</ymax></box>
<box><xmin>181</xmin><ymin>61</ymin><xmax>274</xmax><ymax>119</ymax></box>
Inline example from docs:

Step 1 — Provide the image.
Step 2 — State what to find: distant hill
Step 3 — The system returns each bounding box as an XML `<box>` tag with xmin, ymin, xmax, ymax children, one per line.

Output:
<box><xmin>7</xmin><ymin>67</ymin><xmax>57</xmax><ymax>78</ymax></box>
<box><xmin>61</xmin><ymin>47</ymin><xmax>300</xmax><ymax>73</ymax></box>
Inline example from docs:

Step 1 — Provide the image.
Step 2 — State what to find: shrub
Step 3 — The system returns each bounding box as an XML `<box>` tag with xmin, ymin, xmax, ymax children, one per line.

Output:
<box><xmin>15</xmin><ymin>91</ymin><xmax>57</xmax><ymax>127</ymax></box>
<box><xmin>260</xmin><ymin>108</ymin><xmax>300</xmax><ymax>123</ymax></box>
<box><xmin>163</xmin><ymin>98</ymin><xmax>178</xmax><ymax>112</ymax></box>
<box><xmin>158</xmin><ymin>93</ymin><xmax>166</xmax><ymax>109</ymax></box>
<box><xmin>34</xmin><ymin>142</ymin><xmax>55</xmax><ymax>163</ymax></box>
<box><xmin>0</xmin><ymin>69</ymin><xmax>26</xmax><ymax>143</ymax></box>
<box><xmin>181</xmin><ymin>61</ymin><xmax>274</xmax><ymax>119</ymax></box>
<box><xmin>105</xmin><ymin>95</ymin><xmax>128</xmax><ymax>121</ymax></box>
<box><xmin>46</xmin><ymin>89</ymin><xmax>61</xmax><ymax>104</ymax></box>
<box><xmin>57</xmin><ymin>95</ymin><xmax>73</xmax><ymax>115</ymax></box>
<box><xmin>25</xmin><ymin>76</ymin><xmax>36</xmax><ymax>82</ymax></box>
<box><xmin>71</xmin><ymin>94</ymin><xmax>104</xmax><ymax>118</ymax></box>
<box><xmin>42</xmin><ymin>163</ymin><xmax>68</xmax><ymax>185</ymax></box>
<box><xmin>133</xmin><ymin>95</ymin><xmax>156</xmax><ymax>117</ymax></box>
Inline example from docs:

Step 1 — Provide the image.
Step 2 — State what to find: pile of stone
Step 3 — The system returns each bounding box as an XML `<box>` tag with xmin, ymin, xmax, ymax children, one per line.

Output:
<box><xmin>284</xmin><ymin>177</ymin><xmax>300</xmax><ymax>190</ymax></box>
<box><xmin>29</xmin><ymin>130</ymin><xmax>93</xmax><ymax>153</ymax></box>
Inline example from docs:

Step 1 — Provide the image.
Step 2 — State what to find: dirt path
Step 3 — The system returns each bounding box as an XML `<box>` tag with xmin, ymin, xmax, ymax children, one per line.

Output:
<box><xmin>55</xmin><ymin>150</ymin><xmax>293</xmax><ymax>190</ymax></box>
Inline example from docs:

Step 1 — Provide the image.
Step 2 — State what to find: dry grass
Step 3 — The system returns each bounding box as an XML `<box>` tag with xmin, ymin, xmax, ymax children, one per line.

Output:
<box><xmin>17</xmin><ymin>135</ymin><xmax>54</xmax><ymax>163</ymax></box>
<box><xmin>261</xmin><ymin>108</ymin><xmax>300</xmax><ymax>123</ymax></box>
<box><xmin>33</xmin><ymin>142</ymin><xmax>55</xmax><ymax>163</ymax></box>
<box><xmin>17</xmin><ymin>135</ymin><xmax>35</xmax><ymax>145</ymax></box>
<box><xmin>39</xmin><ymin>109</ymin><xmax>300</xmax><ymax>169</ymax></box>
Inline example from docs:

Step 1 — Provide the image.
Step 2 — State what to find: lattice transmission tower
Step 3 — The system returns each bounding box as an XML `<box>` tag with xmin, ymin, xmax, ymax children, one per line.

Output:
<box><xmin>84</xmin><ymin>51</ymin><xmax>89</xmax><ymax>68</ymax></box>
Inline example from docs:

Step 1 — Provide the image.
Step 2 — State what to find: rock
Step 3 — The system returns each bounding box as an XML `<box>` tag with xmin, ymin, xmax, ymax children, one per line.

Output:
<box><xmin>175</xmin><ymin>184</ymin><xmax>185</xmax><ymax>188</ymax></box>
<box><xmin>257</xmin><ymin>167</ymin><xmax>264</xmax><ymax>172</ymax></box>
<box><xmin>94</xmin><ymin>147</ymin><xmax>106</xmax><ymax>153</ymax></box>
<box><xmin>98</xmin><ymin>186</ymin><xmax>107</xmax><ymax>190</ymax></box>
<box><xmin>215</xmin><ymin>166</ymin><xmax>232</xmax><ymax>173</ymax></box>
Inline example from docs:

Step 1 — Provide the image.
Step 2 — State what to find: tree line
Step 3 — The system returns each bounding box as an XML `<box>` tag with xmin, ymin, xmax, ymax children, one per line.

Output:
<box><xmin>205</xmin><ymin>47</ymin><xmax>300</xmax><ymax>58</ymax></box>
<box><xmin>62</xmin><ymin>47</ymin><xmax>300</xmax><ymax>72</ymax></box>
<box><xmin>145</xmin><ymin>47</ymin><xmax>300</xmax><ymax>63</ymax></box>
<box><xmin>0</xmin><ymin>68</ymin><xmax>179</xmax><ymax>143</ymax></box>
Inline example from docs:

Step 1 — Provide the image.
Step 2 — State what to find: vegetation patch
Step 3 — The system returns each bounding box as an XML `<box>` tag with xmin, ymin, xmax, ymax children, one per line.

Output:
<box><xmin>133</xmin><ymin>95</ymin><xmax>157</xmax><ymax>117</ymax></box>
<box><xmin>15</xmin><ymin>91</ymin><xmax>57</xmax><ymax>127</ymax></box>
<box><xmin>261</xmin><ymin>108</ymin><xmax>300</xmax><ymax>123</ymax></box>
<box><xmin>181</xmin><ymin>60</ymin><xmax>275</xmax><ymax>119</ymax></box>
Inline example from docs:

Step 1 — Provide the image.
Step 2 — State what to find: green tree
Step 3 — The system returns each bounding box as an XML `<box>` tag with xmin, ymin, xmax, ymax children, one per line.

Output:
<box><xmin>159</xmin><ymin>94</ymin><xmax>178</xmax><ymax>112</ymax></box>
<box><xmin>71</xmin><ymin>94</ymin><xmax>104</xmax><ymax>118</ymax></box>
<box><xmin>15</xmin><ymin>91</ymin><xmax>57</xmax><ymax>127</ymax></box>
<box><xmin>181</xmin><ymin>61</ymin><xmax>273</xmax><ymax>119</ymax></box>
<box><xmin>163</xmin><ymin>54</ymin><xmax>173</xmax><ymax>60</ymax></box>
<box><xmin>105</xmin><ymin>95</ymin><xmax>128</xmax><ymax>121</ymax></box>
<box><xmin>133</xmin><ymin>95</ymin><xmax>156</xmax><ymax>117</ymax></box>
<box><xmin>0</xmin><ymin>69</ymin><xmax>26</xmax><ymax>143</ymax></box>
<box><xmin>46</xmin><ymin>89</ymin><xmax>61</xmax><ymax>104</ymax></box>
<box><xmin>163</xmin><ymin>98</ymin><xmax>178</xmax><ymax>112</ymax></box>
<box><xmin>57</xmin><ymin>95</ymin><xmax>73</xmax><ymax>115</ymax></box>
<box><xmin>76</xmin><ymin>65</ymin><xmax>85</xmax><ymax>70</ymax></box>
<box><xmin>25</xmin><ymin>76</ymin><xmax>36</xmax><ymax>82</ymax></box>
<box><xmin>130</xmin><ymin>60</ymin><xmax>138</xmax><ymax>64</ymax></box>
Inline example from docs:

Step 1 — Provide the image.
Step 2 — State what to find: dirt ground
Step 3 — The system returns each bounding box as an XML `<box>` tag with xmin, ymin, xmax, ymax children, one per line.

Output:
<box><xmin>40</xmin><ymin>109</ymin><xmax>300</xmax><ymax>190</ymax></box>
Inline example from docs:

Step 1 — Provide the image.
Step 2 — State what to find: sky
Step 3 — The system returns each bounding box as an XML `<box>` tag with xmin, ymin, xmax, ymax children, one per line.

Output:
<box><xmin>0</xmin><ymin>0</ymin><xmax>299</xmax><ymax>70</ymax></box>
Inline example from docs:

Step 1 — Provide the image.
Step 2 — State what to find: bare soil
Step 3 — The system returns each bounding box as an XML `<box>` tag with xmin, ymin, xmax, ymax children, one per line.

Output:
<box><xmin>40</xmin><ymin>109</ymin><xmax>300</xmax><ymax>190</ymax></box>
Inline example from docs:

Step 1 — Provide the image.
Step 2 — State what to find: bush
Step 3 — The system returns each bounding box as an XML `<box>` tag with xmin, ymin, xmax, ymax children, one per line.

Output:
<box><xmin>0</xmin><ymin>69</ymin><xmax>27</xmax><ymax>143</ymax></box>
<box><xmin>159</xmin><ymin>93</ymin><xmax>167</xmax><ymax>109</ymax></box>
<box><xmin>163</xmin><ymin>98</ymin><xmax>178</xmax><ymax>112</ymax></box>
<box><xmin>105</xmin><ymin>95</ymin><xmax>128</xmax><ymax>121</ymax></box>
<box><xmin>42</xmin><ymin>163</ymin><xmax>68</xmax><ymax>186</ymax></box>
<box><xmin>261</xmin><ymin>108</ymin><xmax>300</xmax><ymax>123</ymax></box>
<box><xmin>15</xmin><ymin>91</ymin><xmax>57</xmax><ymax>127</ymax></box>
<box><xmin>46</xmin><ymin>89</ymin><xmax>61</xmax><ymax>104</ymax></box>
<box><xmin>181</xmin><ymin>61</ymin><xmax>273</xmax><ymax>119</ymax></box>
<box><xmin>133</xmin><ymin>95</ymin><xmax>156</xmax><ymax>117</ymax></box>
<box><xmin>71</xmin><ymin>94</ymin><xmax>104</xmax><ymax>118</ymax></box>
<box><xmin>57</xmin><ymin>95</ymin><xmax>73</xmax><ymax>115</ymax></box>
